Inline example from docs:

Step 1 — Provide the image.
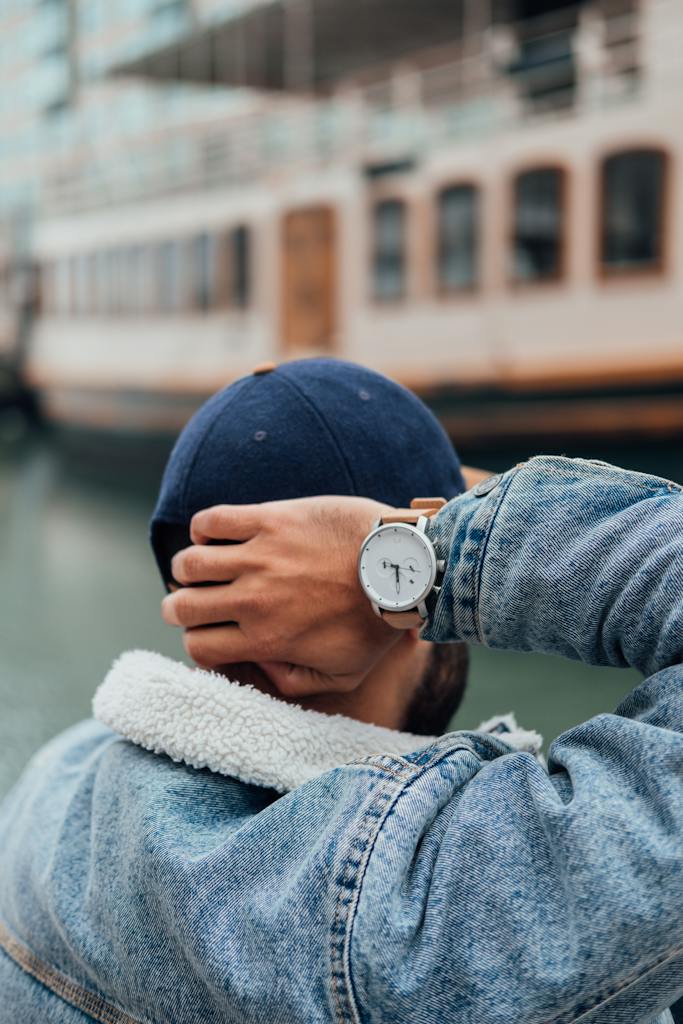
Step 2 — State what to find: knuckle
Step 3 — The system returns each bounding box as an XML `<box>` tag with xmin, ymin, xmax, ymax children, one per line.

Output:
<box><xmin>179</xmin><ymin>549</ymin><xmax>204</xmax><ymax>582</ymax></box>
<box><xmin>237</xmin><ymin>583</ymin><xmax>268</xmax><ymax>617</ymax></box>
<box><xmin>183</xmin><ymin>629</ymin><xmax>212</xmax><ymax>666</ymax></box>
<box><xmin>172</xmin><ymin>589</ymin><xmax>195</xmax><ymax>625</ymax></box>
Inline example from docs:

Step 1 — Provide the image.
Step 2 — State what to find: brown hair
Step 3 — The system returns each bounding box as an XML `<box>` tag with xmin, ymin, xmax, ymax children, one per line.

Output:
<box><xmin>402</xmin><ymin>641</ymin><xmax>469</xmax><ymax>736</ymax></box>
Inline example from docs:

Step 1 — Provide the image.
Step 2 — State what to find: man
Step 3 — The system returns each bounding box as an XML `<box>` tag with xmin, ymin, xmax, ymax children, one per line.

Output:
<box><xmin>149</xmin><ymin>357</ymin><xmax>476</xmax><ymax>735</ymax></box>
<box><xmin>162</xmin><ymin>403</ymin><xmax>683</xmax><ymax>1021</ymax></box>
<box><xmin>0</xmin><ymin>358</ymin><xmax>536</xmax><ymax>1024</ymax></box>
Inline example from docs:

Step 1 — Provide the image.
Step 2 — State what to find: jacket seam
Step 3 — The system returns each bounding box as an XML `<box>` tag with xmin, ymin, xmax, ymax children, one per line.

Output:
<box><xmin>472</xmin><ymin>469</ymin><xmax>518</xmax><ymax>644</ymax></box>
<box><xmin>331</xmin><ymin>745</ymin><xmax>477</xmax><ymax>1024</ymax></box>
<box><xmin>544</xmin><ymin>941</ymin><xmax>683</xmax><ymax>1023</ymax></box>
<box><xmin>0</xmin><ymin>918</ymin><xmax>148</xmax><ymax>1024</ymax></box>
<box><xmin>527</xmin><ymin>457</ymin><xmax>681</xmax><ymax>492</ymax></box>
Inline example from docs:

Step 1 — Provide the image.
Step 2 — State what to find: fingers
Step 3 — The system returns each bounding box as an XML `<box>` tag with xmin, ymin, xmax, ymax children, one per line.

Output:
<box><xmin>162</xmin><ymin>584</ymin><xmax>240</xmax><ymax>629</ymax></box>
<box><xmin>190</xmin><ymin>504</ymin><xmax>265</xmax><ymax>545</ymax></box>
<box><xmin>182</xmin><ymin>624</ymin><xmax>254</xmax><ymax>668</ymax></box>
<box><xmin>170</xmin><ymin>544</ymin><xmax>250</xmax><ymax>586</ymax></box>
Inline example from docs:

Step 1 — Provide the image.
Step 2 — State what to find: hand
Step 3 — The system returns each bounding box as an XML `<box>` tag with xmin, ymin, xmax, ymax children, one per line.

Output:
<box><xmin>161</xmin><ymin>496</ymin><xmax>401</xmax><ymax>698</ymax></box>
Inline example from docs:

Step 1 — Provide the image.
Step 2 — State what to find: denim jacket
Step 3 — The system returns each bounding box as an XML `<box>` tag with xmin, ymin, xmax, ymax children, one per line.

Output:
<box><xmin>0</xmin><ymin>456</ymin><xmax>681</xmax><ymax>1024</ymax></box>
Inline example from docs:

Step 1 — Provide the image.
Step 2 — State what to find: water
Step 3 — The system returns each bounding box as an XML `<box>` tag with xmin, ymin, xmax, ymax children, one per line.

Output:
<box><xmin>0</xmin><ymin>429</ymin><xmax>680</xmax><ymax>800</ymax></box>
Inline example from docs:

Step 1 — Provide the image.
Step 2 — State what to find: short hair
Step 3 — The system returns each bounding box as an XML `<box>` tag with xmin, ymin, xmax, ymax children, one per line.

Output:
<box><xmin>402</xmin><ymin>642</ymin><xmax>469</xmax><ymax>736</ymax></box>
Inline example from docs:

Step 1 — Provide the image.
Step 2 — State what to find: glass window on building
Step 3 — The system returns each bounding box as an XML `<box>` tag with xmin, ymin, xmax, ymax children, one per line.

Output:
<box><xmin>372</xmin><ymin>199</ymin><xmax>406</xmax><ymax>301</ymax></box>
<box><xmin>512</xmin><ymin>167</ymin><xmax>565</xmax><ymax>282</ymax></box>
<box><xmin>601</xmin><ymin>149</ymin><xmax>667</xmax><ymax>273</ymax></box>
<box><xmin>437</xmin><ymin>184</ymin><xmax>480</xmax><ymax>292</ymax></box>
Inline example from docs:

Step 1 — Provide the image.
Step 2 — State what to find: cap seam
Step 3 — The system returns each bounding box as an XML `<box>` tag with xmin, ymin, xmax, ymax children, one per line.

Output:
<box><xmin>178</xmin><ymin>378</ymin><xmax>250</xmax><ymax>521</ymax></box>
<box><xmin>276</xmin><ymin>371</ymin><xmax>359</xmax><ymax>495</ymax></box>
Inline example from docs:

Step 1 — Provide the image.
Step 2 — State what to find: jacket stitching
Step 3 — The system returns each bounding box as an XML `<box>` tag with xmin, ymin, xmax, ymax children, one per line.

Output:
<box><xmin>471</xmin><ymin>469</ymin><xmax>518</xmax><ymax>643</ymax></box>
<box><xmin>527</xmin><ymin>457</ymin><xmax>681</xmax><ymax>492</ymax></box>
<box><xmin>0</xmin><ymin>919</ymin><xmax>148</xmax><ymax>1024</ymax></box>
<box><xmin>330</xmin><ymin>779</ymin><xmax>400</xmax><ymax>1024</ymax></box>
<box><xmin>331</xmin><ymin>745</ymin><xmax>477</xmax><ymax>1024</ymax></box>
<box><xmin>544</xmin><ymin>942</ymin><xmax>683</xmax><ymax>1024</ymax></box>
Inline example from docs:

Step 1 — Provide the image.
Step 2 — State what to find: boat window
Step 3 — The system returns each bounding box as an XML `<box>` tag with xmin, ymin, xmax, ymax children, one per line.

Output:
<box><xmin>230</xmin><ymin>225</ymin><xmax>251</xmax><ymax>309</ymax></box>
<box><xmin>437</xmin><ymin>184</ymin><xmax>480</xmax><ymax>292</ymax></box>
<box><xmin>54</xmin><ymin>259</ymin><xmax>72</xmax><ymax>316</ymax></box>
<box><xmin>40</xmin><ymin>263</ymin><xmax>55</xmax><ymax>315</ymax></box>
<box><xmin>157</xmin><ymin>240</ymin><xmax>184</xmax><ymax>313</ymax></box>
<box><xmin>108</xmin><ymin>250</ymin><xmax>125</xmax><ymax>316</ymax></box>
<box><xmin>512</xmin><ymin>167</ymin><xmax>565</xmax><ymax>282</ymax></box>
<box><xmin>372</xmin><ymin>198</ymin><xmax>406</xmax><ymax>301</ymax></box>
<box><xmin>93</xmin><ymin>251</ymin><xmax>109</xmax><ymax>315</ymax></box>
<box><xmin>191</xmin><ymin>232</ymin><xmax>216</xmax><ymax>312</ymax></box>
<box><xmin>600</xmin><ymin>148</ymin><xmax>667</xmax><ymax>273</ymax></box>
<box><xmin>124</xmin><ymin>246</ymin><xmax>145</xmax><ymax>315</ymax></box>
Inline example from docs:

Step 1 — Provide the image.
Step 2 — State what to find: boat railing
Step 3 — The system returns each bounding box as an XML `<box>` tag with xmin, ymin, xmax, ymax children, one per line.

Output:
<box><xmin>40</xmin><ymin>1</ymin><xmax>655</xmax><ymax>216</ymax></box>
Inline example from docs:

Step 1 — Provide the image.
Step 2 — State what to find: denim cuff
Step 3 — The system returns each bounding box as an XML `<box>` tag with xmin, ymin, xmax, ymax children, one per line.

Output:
<box><xmin>424</xmin><ymin>455</ymin><xmax>683</xmax><ymax>676</ymax></box>
<box><xmin>422</xmin><ymin>465</ymin><xmax>520</xmax><ymax>645</ymax></box>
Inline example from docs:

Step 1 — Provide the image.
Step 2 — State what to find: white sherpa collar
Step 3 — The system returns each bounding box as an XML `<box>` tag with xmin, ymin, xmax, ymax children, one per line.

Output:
<box><xmin>93</xmin><ymin>650</ymin><xmax>543</xmax><ymax>794</ymax></box>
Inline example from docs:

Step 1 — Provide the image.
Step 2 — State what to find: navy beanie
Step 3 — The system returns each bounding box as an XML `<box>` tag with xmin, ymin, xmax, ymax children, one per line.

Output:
<box><xmin>150</xmin><ymin>358</ymin><xmax>465</xmax><ymax>583</ymax></box>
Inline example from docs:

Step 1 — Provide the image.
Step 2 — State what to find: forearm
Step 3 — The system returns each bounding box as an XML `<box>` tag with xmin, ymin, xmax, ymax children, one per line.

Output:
<box><xmin>424</xmin><ymin>456</ymin><xmax>683</xmax><ymax>677</ymax></box>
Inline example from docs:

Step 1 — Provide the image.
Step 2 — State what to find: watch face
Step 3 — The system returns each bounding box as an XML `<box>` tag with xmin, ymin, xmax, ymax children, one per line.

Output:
<box><xmin>358</xmin><ymin>524</ymin><xmax>437</xmax><ymax>612</ymax></box>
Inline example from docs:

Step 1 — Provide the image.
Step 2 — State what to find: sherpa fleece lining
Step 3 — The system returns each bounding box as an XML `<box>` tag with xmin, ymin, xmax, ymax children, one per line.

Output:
<box><xmin>93</xmin><ymin>650</ymin><xmax>543</xmax><ymax>794</ymax></box>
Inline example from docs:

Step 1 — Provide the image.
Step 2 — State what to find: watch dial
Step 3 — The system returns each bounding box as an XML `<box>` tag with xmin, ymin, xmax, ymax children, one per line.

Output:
<box><xmin>359</xmin><ymin>525</ymin><xmax>436</xmax><ymax>611</ymax></box>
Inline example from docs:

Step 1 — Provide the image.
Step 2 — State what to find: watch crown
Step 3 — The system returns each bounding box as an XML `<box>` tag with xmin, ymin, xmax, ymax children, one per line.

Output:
<box><xmin>437</xmin><ymin>559</ymin><xmax>446</xmax><ymax>573</ymax></box>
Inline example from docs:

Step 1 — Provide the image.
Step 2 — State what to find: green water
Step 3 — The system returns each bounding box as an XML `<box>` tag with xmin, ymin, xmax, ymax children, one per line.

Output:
<box><xmin>0</xmin><ymin>430</ymin><xmax>680</xmax><ymax>800</ymax></box>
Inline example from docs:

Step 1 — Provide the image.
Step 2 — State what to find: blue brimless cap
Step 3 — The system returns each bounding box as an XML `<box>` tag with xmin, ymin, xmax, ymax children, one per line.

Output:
<box><xmin>150</xmin><ymin>358</ymin><xmax>465</xmax><ymax>584</ymax></box>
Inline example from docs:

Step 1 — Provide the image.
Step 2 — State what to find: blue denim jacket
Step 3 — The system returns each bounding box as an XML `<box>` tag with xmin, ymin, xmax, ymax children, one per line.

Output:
<box><xmin>0</xmin><ymin>456</ymin><xmax>681</xmax><ymax>1024</ymax></box>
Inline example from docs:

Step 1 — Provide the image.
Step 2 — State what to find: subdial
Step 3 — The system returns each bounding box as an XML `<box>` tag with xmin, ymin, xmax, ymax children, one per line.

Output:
<box><xmin>401</xmin><ymin>558</ymin><xmax>420</xmax><ymax>584</ymax></box>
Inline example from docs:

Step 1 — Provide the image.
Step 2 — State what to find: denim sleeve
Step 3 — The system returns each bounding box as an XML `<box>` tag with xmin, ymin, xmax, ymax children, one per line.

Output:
<box><xmin>351</xmin><ymin>456</ymin><xmax>683</xmax><ymax>1022</ymax></box>
<box><xmin>423</xmin><ymin>455</ymin><xmax>683</xmax><ymax>677</ymax></box>
<box><xmin>351</xmin><ymin>671</ymin><xmax>683</xmax><ymax>1024</ymax></box>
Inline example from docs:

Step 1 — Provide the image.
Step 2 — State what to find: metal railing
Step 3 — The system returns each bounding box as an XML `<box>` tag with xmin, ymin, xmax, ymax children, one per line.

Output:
<box><xmin>41</xmin><ymin>2</ymin><xmax>646</xmax><ymax>216</ymax></box>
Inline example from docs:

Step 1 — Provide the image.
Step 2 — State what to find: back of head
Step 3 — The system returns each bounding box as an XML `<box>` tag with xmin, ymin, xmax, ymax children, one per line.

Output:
<box><xmin>151</xmin><ymin>358</ymin><xmax>465</xmax><ymax>583</ymax></box>
<box><xmin>150</xmin><ymin>358</ymin><xmax>469</xmax><ymax>735</ymax></box>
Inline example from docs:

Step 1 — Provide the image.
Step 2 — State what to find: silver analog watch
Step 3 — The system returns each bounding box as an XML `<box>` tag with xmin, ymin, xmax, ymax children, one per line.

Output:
<box><xmin>357</xmin><ymin>498</ymin><xmax>447</xmax><ymax>630</ymax></box>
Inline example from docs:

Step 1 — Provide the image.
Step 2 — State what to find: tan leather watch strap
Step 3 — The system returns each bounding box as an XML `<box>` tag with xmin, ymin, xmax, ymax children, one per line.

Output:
<box><xmin>381</xmin><ymin>610</ymin><xmax>425</xmax><ymax>630</ymax></box>
<box><xmin>379</xmin><ymin>497</ymin><xmax>446</xmax><ymax>526</ymax></box>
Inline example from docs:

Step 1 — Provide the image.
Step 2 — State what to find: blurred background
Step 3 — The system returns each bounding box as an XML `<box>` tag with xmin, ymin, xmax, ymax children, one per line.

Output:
<box><xmin>1</xmin><ymin>0</ymin><xmax>681</xmax><ymax>799</ymax></box>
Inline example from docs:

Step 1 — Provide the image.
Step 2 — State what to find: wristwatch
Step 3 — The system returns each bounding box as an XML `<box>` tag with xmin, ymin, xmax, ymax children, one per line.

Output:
<box><xmin>357</xmin><ymin>498</ymin><xmax>446</xmax><ymax>630</ymax></box>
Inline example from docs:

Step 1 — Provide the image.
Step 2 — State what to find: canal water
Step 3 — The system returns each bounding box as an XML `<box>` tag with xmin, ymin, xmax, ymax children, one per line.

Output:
<box><xmin>0</xmin><ymin>428</ymin><xmax>680</xmax><ymax>800</ymax></box>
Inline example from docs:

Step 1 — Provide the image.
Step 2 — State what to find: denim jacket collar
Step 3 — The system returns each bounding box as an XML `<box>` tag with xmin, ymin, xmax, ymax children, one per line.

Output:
<box><xmin>94</xmin><ymin>650</ymin><xmax>542</xmax><ymax>794</ymax></box>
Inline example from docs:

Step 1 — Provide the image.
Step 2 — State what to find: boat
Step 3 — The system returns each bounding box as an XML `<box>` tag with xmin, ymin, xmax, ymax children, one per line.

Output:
<box><xmin>17</xmin><ymin>0</ymin><xmax>683</xmax><ymax>444</ymax></box>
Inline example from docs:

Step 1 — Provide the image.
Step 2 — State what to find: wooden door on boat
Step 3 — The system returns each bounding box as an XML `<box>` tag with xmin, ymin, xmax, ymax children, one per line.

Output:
<box><xmin>281</xmin><ymin>206</ymin><xmax>337</xmax><ymax>352</ymax></box>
